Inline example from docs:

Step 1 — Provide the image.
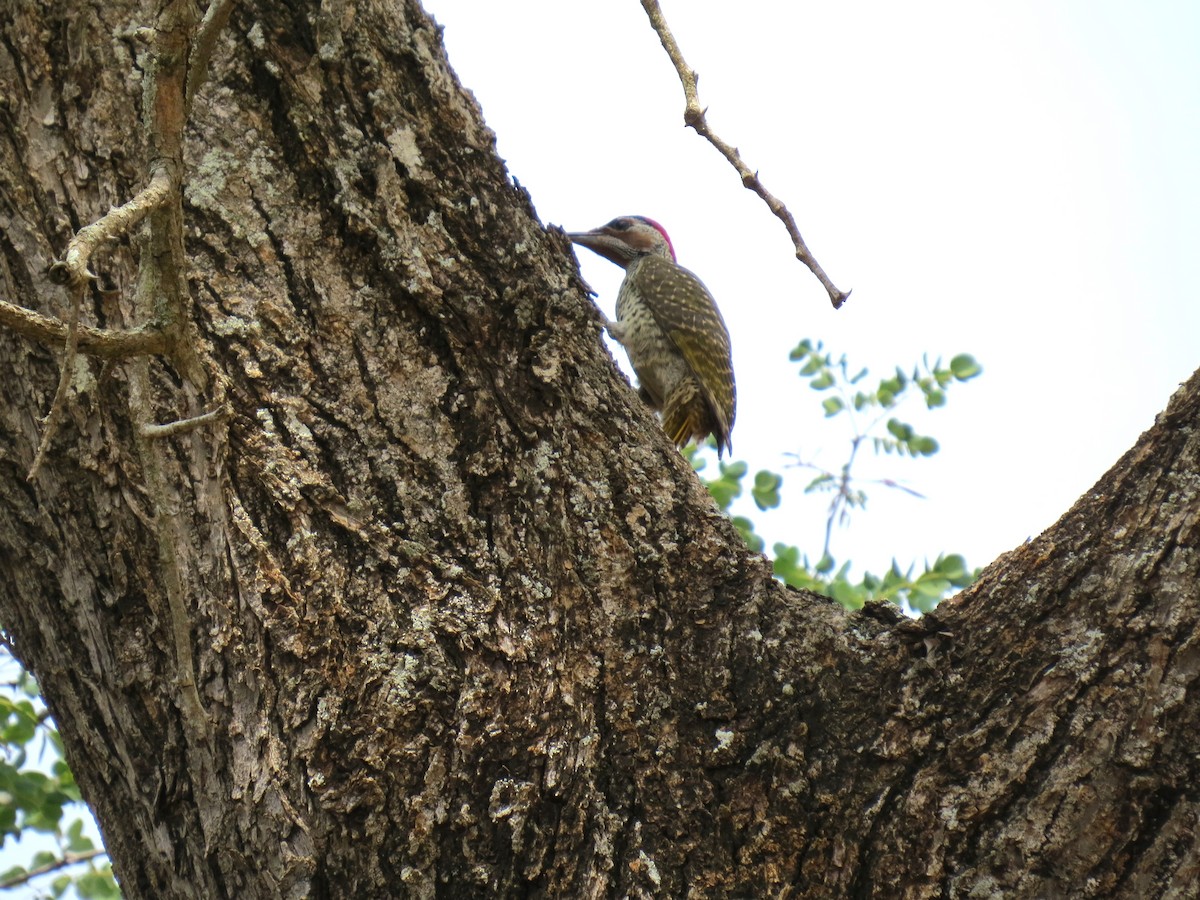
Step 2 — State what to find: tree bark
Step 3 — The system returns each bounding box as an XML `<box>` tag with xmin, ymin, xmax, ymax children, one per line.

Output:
<box><xmin>1</xmin><ymin>1</ymin><xmax>1198</xmax><ymax>898</ymax></box>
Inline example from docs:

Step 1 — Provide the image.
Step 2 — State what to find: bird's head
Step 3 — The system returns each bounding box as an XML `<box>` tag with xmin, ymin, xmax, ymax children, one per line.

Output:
<box><xmin>568</xmin><ymin>216</ymin><xmax>676</xmax><ymax>268</ymax></box>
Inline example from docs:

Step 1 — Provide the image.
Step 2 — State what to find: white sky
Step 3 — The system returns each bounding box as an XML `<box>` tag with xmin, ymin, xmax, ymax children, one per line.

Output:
<box><xmin>427</xmin><ymin>0</ymin><xmax>1200</xmax><ymax>577</ymax></box>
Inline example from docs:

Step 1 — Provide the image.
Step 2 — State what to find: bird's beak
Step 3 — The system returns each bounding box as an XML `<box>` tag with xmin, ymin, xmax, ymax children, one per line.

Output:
<box><xmin>567</xmin><ymin>229</ymin><xmax>605</xmax><ymax>250</ymax></box>
<box><xmin>568</xmin><ymin>229</ymin><xmax>630</xmax><ymax>269</ymax></box>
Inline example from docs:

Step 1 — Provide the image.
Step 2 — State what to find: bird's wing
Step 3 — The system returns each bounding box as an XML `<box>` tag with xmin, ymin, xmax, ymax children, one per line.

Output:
<box><xmin>636</xmin><ymin>255</ymin><xmax>737</xmax><ymax>446</ymax></box>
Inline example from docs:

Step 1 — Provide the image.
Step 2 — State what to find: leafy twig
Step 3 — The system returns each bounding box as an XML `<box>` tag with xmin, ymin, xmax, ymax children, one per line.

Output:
<box><xmin>0</xmin><ymin>848</ymin><xmax>107</xmax><ymax>889</ymax></box>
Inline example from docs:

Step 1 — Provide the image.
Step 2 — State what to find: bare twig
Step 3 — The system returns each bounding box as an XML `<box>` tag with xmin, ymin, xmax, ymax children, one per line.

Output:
<box><xmin>11</xmin><ymin>0</ymin><xmax>235</xmax><ymax>481</ymax></box>
<box><xmin>0</xmin><ymin>296</ymin><xmax>169</xmax><ymax>358</ymax></box>
<box><xmin>639</xmin><ymin>0</ymin><xmax>850</xmax><ymax>309</ymax></box>
<box><xmin>0</xmin><ymin>848</ymin><xmax>107</xmax><ymax>889</ymax></box>
<box><xmin>877</xmin><ymin>478</ymin><xmax>926</xmax><ymax>500</ymax></box>
<box><xmin>26</xmin><ymin>287</ymin><xmax>84</xmax><ymax>480</ymax></box>
<box><xmin>128</xmin><ymin>356</ymin><xmax>209</xmax><ymax>742</ymax></box>
<box><xmin>828</xmin><ymin>435</ymin><xmax>863</xmax><ymax>558</ymax></box>
<box><xmin>186</xmin><ymin>0</ymin><xmax>237</xmax><ymax>111</ymax></box>
<box><xmin>28</xmin><ymin>168</ymin><xmax>173</xmax><ymax>480</ymax></box>
<box><xmin>47</xmin><ymin>169</ymin><xmax>172</xmax><ymax>290</ymax></box>
<box><xmin>140</xmin><ymin>404</ymin><xmax>230</xmax><ymax>439</ymax></box>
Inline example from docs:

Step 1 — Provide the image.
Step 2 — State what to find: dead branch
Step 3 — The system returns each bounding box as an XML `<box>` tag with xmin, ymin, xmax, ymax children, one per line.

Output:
<box><xmin>26</xmin><ymin>286</ymin><xmax>83</xmax><ymax>480</ymax></box>
<box><xmin>140</xmin><ymin>404</ymin><xmax>231</xmax><ymax>439</ymax></box>
<box><xmin>187</xmin><ymin>0</ymin><xmax>237</xmax><ymax>111</ymax></box>
<box><xmin>639</xmin><ymin>0</ymin><xmax>850</xmax><ymax>309</ymax></box>
<box><xmin>127</xmin><ymin>353</ymin><xmax>209</xmax><ymax>742</ymax></box>
<box><xmin>0</xmin><ymin>296</ymin><xmax>168</xmax><ymax>358</ymax></box>
<box><xmin>47</xmin><ymin>169</ymin><xmax>172</xmax><ymax>290</ymax></box>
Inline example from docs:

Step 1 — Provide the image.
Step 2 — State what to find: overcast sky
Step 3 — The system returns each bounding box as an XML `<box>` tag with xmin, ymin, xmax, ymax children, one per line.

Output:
<box><xmin>425</xmin><ymin>0</ymin><xmax>1200</xmax><ymax>580</ymax></box>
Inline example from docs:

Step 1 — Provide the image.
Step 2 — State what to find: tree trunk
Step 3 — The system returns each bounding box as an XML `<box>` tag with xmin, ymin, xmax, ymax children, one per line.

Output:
<box><xmin>1</xmin><ymin>1</ymin><xmax>1198</xmax><ymax>897</ymax></box>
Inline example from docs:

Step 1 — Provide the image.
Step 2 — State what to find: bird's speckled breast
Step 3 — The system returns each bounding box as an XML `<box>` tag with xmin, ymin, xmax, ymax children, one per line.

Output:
<box><xmin>615</xmin><ymin>256</ymin><xmax>694</xmax><ymax>410</ymax></box>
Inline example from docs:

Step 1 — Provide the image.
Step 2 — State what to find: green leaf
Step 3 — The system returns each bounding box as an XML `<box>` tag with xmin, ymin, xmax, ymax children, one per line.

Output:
<box><xmin>719</xmin><ymin>460</ymin><xmax>748</xmax><ymax>479</ymax></box>
<box><xmin>2</xmin><ymin>702</ymin><xmax>38</xmax><ymax>746</ymax></box>
<box><xmin>809</xmin><ymin>370</ymin><xmax>835</xmax><ymax>390</ymax></box>
<box><xmin>950</xmin><ymin>353</ymin><xmax>982</xmax><ymax>380</ymax></box>
<box><xmin>911</xmin><ymin>436</ymin><xmax>939</xmax><ymax>456</ymax></box>
<box><xmin>75</xmin><ymin>868</ymin><xmax>122</xmax><ymax>900</ymax></box>
<box><xmin>804</xmin><ymin>473</ymin><xmax>835</xmax><ymax>493</ymax></box>
<box><xmin>65</xmin><ymin>817</ymin><xmax>94</xmax><ymax>852</ymax></box>
<box><xmin>17</xmin><ymin>672</ymin><xmax>40</xmax><ymax>699</ymax></box>
<box><xmin>704</xmin><ymin>459</ymin><xmax>748</xmax><ymax>510</ymax></box>
<box><xmin>821</xmin><ymin>396</ymin><xmax>844</xmax><ymax>417</ymax></box>
<box><xmin>770</xmin><ymin>544</ymin><xmax>808</xmax><ymax>589</ymax></box>
<box><xmin>909</xmin><ymin>577</ymin><xmax>952</xmax><ymax>612</ymax></box>
<box><xmin>732</xmin><ymin>516</ymin><xmax>764</xmax><ymax>553</ymax></box>
<box><xmin>706</xmin><ymin>479</ymin><xmax>738</xmax><ymax>509</ymax></box>
<box><xmin>751</xmin><ymin>470</ymin><xmax>782</xmax><ymax>511</ymax></box>
<box><xmin>935</xmin><ymin>554</ymin><xmax>969</xmax><ymax>582</ymax></box>
<box><xmin>0</xmin><ymin>804</ymin><xmax>17</xmax><ymax>837</ymax></box>
<box><xmin>788</xmin><ymin>338</ymin><xmax>814</xmax><ymax>360</ymax></box>
<box><xmin>829</xmin><ymin>579</ymin><xmax>866</xmax><ymax>609</ymax></box>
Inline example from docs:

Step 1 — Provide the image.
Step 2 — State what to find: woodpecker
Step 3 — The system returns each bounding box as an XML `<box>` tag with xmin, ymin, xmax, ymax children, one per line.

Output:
<box><xmin>569</xmin><ymin>216</ymin><xmax>736</xmax><ymax>456</ymax></box>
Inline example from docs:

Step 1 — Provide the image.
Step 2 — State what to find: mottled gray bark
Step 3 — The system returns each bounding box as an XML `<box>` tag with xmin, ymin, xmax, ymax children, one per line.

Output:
<box><xmin>1</xmin><ymin>1</ymin><xmax>1198</xmax><ymax>897</ymax></box>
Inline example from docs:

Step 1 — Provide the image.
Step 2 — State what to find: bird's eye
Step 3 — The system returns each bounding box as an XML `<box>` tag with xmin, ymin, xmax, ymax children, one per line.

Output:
<box><xmin>607</xmin><ymin>217</ymin><xmax>632</xmax><ymax>231</ymax></box>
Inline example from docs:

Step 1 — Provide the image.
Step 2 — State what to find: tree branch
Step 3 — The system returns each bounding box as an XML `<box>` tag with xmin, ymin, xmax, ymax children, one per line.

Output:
<box><xmin>140</xmin><ymin>404</ymin><xmax>230</xmax><ymax>439</ymax></box>
<box><xmin>26</xmin><ymin>168</ymin><xmax>173</xmax><ymax>480</ymax></box>
<box><xmin>639</xmin><ymin>0</ymin><xmax>850</xmax><ymax>309</ymax></box>
<box><xmin>128</xmin><ymin>355</ymin><xmax>210</xmax><ymax>743</ymax></box>
<box><xmin>124</xmin><ymin>0</ymin><xmax>212</xmax><ymax>745</ymax></box>
<box><xmin>16</xmin><ymin>0</ymin><xmax>231</xmax><ymax>481</ymax></box>
<box><xmin>0</xmin><ymin>848</ymin><xmax>107</xmax><ymax>889</ymax></box>
<box><xmin>0</xmin><ymin>296</ymin><xmax>169</xmax><ymax>358</ymax></box>
<box><xmin>186</xmin><ymin>0</ymin><xmax>237</xmax><ymax>112</ymax></box>
<box><xmin>47</xmin><ymin>169</ymin><xmax>172</xmax><ymax>290</ymax></box>
<box><xmin>26</xmin><ymin>286</ymin><xmax>83</xmax><ymax>480</ymax></box>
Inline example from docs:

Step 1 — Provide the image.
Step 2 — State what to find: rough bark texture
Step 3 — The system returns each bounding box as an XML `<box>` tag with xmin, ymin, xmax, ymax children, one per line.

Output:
<box><xmin>1</xmin><ymin>1</ymin><xmax>1198</xmax><ymax>898</ymax></box>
